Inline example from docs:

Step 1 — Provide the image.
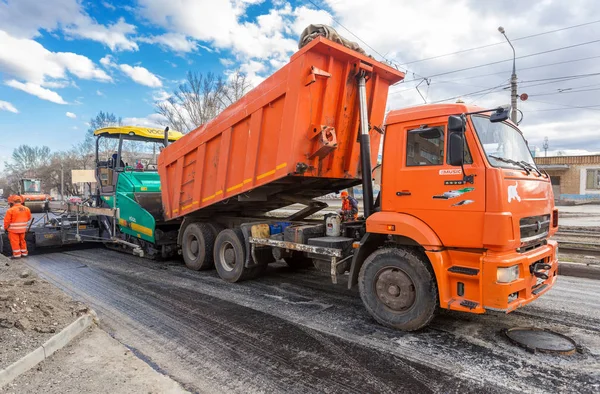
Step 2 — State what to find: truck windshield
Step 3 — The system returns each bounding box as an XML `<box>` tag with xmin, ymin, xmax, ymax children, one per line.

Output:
<box><xmin>471</xmin><ymin>115</ymin><xmax>537</xmax><ymax>169</ymax></box>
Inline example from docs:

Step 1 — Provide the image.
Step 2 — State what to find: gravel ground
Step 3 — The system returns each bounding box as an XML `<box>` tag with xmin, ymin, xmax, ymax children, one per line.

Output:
<box><xmin>20</xmin><ymin>247</ymin><xmax>600</xmax><ymax>394</ymax></box>
<box><xmin>4</xmin><ymin>326</ymin><xmax>188</xmax><ymax>394</ymax></box>
<box><xmin>0</xmin><ymin>254</ymin><xmax>88</xmax><ymax>370</ymax></box>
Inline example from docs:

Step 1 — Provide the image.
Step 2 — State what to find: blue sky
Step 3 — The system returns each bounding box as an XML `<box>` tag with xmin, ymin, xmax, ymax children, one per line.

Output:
<box><xmin>1</xmin><ymin>0</ymin><xmax>600</xmax><ymax>167</ymax></box>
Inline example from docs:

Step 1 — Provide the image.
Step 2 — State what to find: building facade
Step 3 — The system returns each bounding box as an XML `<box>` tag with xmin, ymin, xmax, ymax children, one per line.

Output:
<box><xmin>535</xmin><ymin>155</ymin><xmax>600</xmax><ymax>202</ymax></box>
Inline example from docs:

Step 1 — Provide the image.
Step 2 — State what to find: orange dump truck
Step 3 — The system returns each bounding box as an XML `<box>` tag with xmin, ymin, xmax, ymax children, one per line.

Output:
<box><xmin>158</xmin><ymin>36</ymin><xmax>558</xmax><ymax>331</ymax></box>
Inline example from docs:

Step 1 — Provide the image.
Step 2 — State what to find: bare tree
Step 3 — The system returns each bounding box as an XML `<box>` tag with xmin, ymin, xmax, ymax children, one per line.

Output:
<box><xmin>86</xmin><ymin>111</ymin><xmax>123</xmax><ymax>158</ymax></box>
<box><xmin>156</xmin><ymin>70</ymin><xmax>252</xmax><ymax>133</ymax></box>
<box><xmin>4</xmin><ymin>145</ymin><xmax>51</xmax><ymax>183</ymax></box>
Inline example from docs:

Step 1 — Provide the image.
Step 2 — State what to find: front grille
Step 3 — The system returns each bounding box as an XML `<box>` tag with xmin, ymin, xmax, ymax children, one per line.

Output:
<box><xmin>519</xmin><ymin>214</ymin><xmax>550</xmax><ymax>245</ymax></box>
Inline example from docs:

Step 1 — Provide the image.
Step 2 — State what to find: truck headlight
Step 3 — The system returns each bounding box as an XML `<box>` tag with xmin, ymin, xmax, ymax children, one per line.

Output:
<box><xmin>497</xmin><ymin>265</ymin><xmax>520</xmax><ymax>283</ymax></box>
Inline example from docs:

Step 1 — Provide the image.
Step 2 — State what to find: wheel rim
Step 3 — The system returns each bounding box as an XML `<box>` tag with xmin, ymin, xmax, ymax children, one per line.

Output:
<box><xmin>374</xmin><ymin>267</ymin><xmax>416</xmax><ymax>312</ymax></box>
<box><xmin>219</xmin><ymin>241</ymin><xmax>236</xmax><ymax>272</ymax></box>
<box><xmin>186</xmin><ymin>234</ymin><xmax>199</xmax><ymax>259</ymax></box>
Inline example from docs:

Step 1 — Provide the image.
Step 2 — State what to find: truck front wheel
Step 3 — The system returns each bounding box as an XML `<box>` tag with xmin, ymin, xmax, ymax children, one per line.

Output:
<box><xmin>182</xmin><ymin>223</ymin><xmax>215</xmax><ymax>271</ymax></box>
<box><xmin>358</xmin><ymin>248</ymin><xmax>438</xmax><ymax>331</ymax></box>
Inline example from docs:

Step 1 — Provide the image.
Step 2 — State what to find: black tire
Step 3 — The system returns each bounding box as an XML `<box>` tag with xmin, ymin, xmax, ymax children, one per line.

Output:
<box><xmin>214</xmin><ymin>228</ymin><xmax>254</xmax><ymax>282</ymax></box>
<box><xmin>181</xmin><ymin>223</ymin><xmax>215</xmax><ymax>271</ymax></box>
<box><xmin>358</xmin><ymin>248</ymin><xmax>438</xmax><ymax>331</ymax></box>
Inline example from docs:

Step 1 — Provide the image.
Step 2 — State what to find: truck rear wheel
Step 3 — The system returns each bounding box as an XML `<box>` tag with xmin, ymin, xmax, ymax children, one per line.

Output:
<box><xmin>182</xmin><ymin>223</ymin><xmax>215</xmax><ymax>271</ymax></box>
<box><xmin>358</xmin><ymin>248</ymin><xmax>438</xmax><ymax>331</ymax></box>
<box><xmin>214</xmin><ymin>228</ymin><xmax>255</xmax><ymax>282</ymax></box>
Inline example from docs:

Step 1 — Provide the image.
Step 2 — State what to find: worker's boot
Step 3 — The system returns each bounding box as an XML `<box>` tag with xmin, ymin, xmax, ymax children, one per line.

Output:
<box><xmin>9</xmin><ymin>256</ymin><xmax>21</xmax><ymax>260</ymax></box>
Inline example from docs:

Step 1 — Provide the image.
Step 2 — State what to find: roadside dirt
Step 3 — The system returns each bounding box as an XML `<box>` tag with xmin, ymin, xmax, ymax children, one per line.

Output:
<box><xmin>5</xmin><ymin>326</ymin><xmax>188</xmax><ymax>394</ymax></box>
<box><xmin>0</xmin><ymin>254</ymin><xmax>88</xmax><ymax>370</ymax></box>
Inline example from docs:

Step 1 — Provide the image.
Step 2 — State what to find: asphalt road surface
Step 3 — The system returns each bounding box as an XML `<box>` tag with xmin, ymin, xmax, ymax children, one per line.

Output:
<box><xmin>19</xmin><ymin>247</ymin><xmax>599</xmax><ymax>394</ymax></box>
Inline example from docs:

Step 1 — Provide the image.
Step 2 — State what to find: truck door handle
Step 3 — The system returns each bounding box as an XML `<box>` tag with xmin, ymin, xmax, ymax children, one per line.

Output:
<box><xmin>396</xmin><ymin>191</ymin><xmax>411</xmax><ymax>196</ymax></box>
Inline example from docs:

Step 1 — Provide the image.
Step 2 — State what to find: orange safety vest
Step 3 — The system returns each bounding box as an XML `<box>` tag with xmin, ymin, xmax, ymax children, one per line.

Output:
<box><xmin>4</xmin><ymin>203</ymin><xmax>32</xmax><ymax>233</ymax></box>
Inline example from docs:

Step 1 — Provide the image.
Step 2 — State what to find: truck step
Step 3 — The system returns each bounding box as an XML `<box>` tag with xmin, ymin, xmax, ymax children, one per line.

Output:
<box><xmin>448</xmin><ymin>266</ymin><xmax>480</xmax><ymax>276</ymax></box>
<box><xmin>460</xmin><ymin>300</ymin><xmax>479</xmax><ymax>310</ymax></box>
<box><xmin>532</xmin><ymin>284</ymin><xmax>548</xmax><ymax>295</ymax></box>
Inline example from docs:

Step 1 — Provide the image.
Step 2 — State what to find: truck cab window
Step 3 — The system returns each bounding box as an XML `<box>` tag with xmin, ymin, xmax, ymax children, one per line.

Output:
<box><xmin>406</xmin><ymin>126</ymin><xmax>445</xmax><ymax>166</ymax></box>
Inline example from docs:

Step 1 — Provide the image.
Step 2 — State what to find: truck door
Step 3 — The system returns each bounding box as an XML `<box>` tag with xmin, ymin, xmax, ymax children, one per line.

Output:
<box><xmin>385</xmin><ymin>120</ymin><xmax>486</xmax><ymax>248</ymax></box>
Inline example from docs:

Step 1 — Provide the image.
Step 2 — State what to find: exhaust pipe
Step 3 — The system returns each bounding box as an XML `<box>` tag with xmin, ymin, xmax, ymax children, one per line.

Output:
<box><xmin>163</xmin><ymin>126</ymin><xmax>170</xmax><ymax>147</ymax></box>
<box><xmin>357</xmin><ymin>72</ymin><xmax>374</xmax><ymax>218</ymax></box>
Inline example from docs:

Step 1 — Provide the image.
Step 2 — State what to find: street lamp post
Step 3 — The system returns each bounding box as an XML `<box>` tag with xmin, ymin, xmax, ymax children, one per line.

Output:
<box><xmin>498</xmin><ymin>26</ymin><xmax>518</xmax><ymax>124</ymax></box>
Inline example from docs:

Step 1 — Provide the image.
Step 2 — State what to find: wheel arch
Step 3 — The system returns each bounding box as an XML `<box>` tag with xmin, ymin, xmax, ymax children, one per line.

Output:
<box><xmin>348</xmin><ymin>212</ymin><xmax>443</xmax><ymax>289</ymax></box>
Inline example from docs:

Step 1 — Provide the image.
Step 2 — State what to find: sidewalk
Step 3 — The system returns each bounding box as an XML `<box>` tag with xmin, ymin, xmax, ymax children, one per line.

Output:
<box><xmin>4</xmin><ymin>326</ymin><xmax>188</xmax><ymax>394</ymax></box>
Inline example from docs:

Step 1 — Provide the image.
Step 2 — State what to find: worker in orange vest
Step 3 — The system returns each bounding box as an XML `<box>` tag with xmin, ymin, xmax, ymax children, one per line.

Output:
<box><xmin>339</xmin><ymin>190</ymin><xmax>359</xmax><ymax>221</ymax></box>
<box><xmin>3</xmin><ymin>195</ymin><xmax>32</xmax><ymax>258</ymax></box>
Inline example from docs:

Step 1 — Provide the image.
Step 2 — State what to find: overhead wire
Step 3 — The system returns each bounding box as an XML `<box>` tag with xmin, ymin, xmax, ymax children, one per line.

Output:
<box><xmin>398</xmin><ymin>19</ymin><xmax>600</xmax><ymax>66</ymax></box>
<box><xmin>524</xmin><ymin>99</ymin><xmax>600</xmax><ymax>112</ymax></box>
<box><xmin>427</xmin><ymin>81</ymin><xmax>510</xmax><ymax>104</ymax></box>
<box><xmin>399</xmin><ymin>38</ymin><xmax>600</xmax><ymax>84</ymax></box>
<box><xmin>304</xmin><ymin>0</ymin><xmax>428</xmax><ymax>80</ymax></box>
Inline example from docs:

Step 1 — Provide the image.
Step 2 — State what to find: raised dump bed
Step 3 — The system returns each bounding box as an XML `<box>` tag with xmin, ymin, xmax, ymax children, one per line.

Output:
<box><xmin>158</xmin><ymin>36</ymin><xmax>404</xmax><ymax>220</ymax></box>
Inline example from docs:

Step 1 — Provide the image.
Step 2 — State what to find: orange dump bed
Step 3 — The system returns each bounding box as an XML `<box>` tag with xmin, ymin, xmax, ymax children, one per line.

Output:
<box><xmin>158</xmin><ymin>36</ymin><xmax>404</xmax><ymax>220</ymax></box>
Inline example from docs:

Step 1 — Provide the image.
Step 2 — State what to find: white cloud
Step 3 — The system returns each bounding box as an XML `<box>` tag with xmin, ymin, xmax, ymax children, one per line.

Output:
<box><xmin>102</xmin><ymin>1</ymin><xmax>116</xmax><ymax>10</ymax></box>
<box><xmin>5</xmin><ymin>80</ymin><xmax>67</xmax><ymax>104</ymax></box>
<box><xmin>72</xmin><ymin>125</ymin><xmax>79</xmax><ymax>130</ymax></box>
<box><xmin>122</xmin><ymin>113</ymin><xmax>167</xmax><ymax>128</ymax></box>
<box><xmin>99</xmin><ymin>54</ymin><xmax>116</xmax><ymax>68</ymax></box>
<box><xmin>0</xmin><ymin>0</ymin><xmax>80</xmax><ymax>38</ymax></box>
<box><xmin>0</xmin><ymin>0</ymin><xmax>137</xmax><ymax>52</ymax></box>
<box><xmin>0</xmin><ymin>30</ymin><xmax>112</xmax><ymax>86</ymax></box>
<box><xmin>138</xmin><ymin>0</ymin><xmax>296</xmax><ymax>62</ymax></box>
<box><xmin>97</xmin><ymin>90</ymin><xmax>105</xmax><ymax>96</ymax></box>
<box><xmin>119</xmin><ymin>64</ymin><xmax>162</xmax><ymax>87</ymax></box>
<box><xmin>66</xmin><ymin>111</ymin><xmax>77</xmax><ymax>118</ymax></box>
<box><xmin>220</xmin><ymin>58</ymin><xmax>235</xmax><ymax>67</ymax></box>
<box><xmin>0</xmin><ymin>100</ymin><xmax>19</xmax><ymax>113</ymax></box>
<box><xmin>64</xmin><ymin>17</ymin><xmax>138</xmax><ymax>52</ymax></box>
<box><xmin>152</xmin><ymin>90</ymin><xmax>171</xmax><ymax>102</ymax></box>
<box><xmin>139</xmin><ymin>33</ymin><xmax>197</xmax><ymax>53</ymax></box>
<box><xmin>42</xmin><ymin>80</ymin><xmax>71</xmax><ymax>89</ymax></box>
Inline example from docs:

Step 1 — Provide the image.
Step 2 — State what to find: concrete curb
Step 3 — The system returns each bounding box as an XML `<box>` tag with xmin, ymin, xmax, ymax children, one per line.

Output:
<box><xmin>558</xmin><ymin>262</ymin><xmax>600</xmax><ymax>281</ymax></box>
<box><xmin>0</xmin><ymin>310</ymin><xmax>98</xmax><ymax>388</ymax></box>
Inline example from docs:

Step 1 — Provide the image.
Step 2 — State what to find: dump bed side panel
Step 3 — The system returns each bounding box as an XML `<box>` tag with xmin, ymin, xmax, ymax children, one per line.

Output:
<box><xmin>159</xmin><ymin>37</ymin><xmax>404</xmax><ymax>220</ymax></box>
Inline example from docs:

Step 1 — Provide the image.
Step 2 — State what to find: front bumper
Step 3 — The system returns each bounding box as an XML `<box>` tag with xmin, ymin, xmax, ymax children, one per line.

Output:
<box><xmin>482</xmin><ymin>240</ymin><xmax>558</xmax><ymax>312</ymax></box>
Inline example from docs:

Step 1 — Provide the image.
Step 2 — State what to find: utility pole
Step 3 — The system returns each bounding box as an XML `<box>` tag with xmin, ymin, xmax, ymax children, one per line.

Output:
<box><xmin>543</xmin><ymin>137</ymin><xmax>549</xmax><ymax>157</ymax></box>
<box><xmin>498</xmin><ymin>26</ymin><xmax>518</xmax><ymax>124</ymax></box>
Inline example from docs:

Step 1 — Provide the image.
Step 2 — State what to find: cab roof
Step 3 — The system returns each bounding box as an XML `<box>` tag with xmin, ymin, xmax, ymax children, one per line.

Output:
<box><xmin>386</xmin><ymin>103</ymin><xmax>493</xmax><ymax>125</ymax></box>
<box><xmin>94</xmin><ymin>126</ymin><xmax>183</xmax><ymax>142</ymax></box>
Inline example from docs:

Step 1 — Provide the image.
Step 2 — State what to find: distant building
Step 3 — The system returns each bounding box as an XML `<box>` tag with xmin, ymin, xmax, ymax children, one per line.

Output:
<box><xmin>535</xmin><ymin>155</ymin><xmax>600</xmax><ymax>203</ymax></box>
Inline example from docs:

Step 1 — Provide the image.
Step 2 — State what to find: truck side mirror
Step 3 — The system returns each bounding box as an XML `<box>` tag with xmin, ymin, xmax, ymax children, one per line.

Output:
<box><xmin>448</xmin><ymin>133</ymin><xmax>464</xmax><ymax>167</ymax></box>
<box><xmin>490</xmin><ymin>106</ymin><xmax>510</xmax><ymax>123</ymax></box>
<box><xmin>448</xmin><ymin>115</ymin><xmax>465</xmax><ymax>132</ymax></box>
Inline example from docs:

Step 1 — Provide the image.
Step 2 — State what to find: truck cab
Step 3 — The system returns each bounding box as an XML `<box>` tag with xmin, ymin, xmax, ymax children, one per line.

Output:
<box><xmin>357</xmin><ymin>103</ymin><xmax>558</xmax><ymax>328</ymax></box>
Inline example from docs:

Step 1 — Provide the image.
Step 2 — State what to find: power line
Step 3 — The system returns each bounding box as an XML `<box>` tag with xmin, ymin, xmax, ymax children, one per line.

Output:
<box><xmin>428</xmin><ymin>82</ymin><xmax>510</xmax><ymax>104</ymax></box>
<box><xmin>388</xmin><ymin>55</ymin><xmax>600</xmax><ymax>97</ymax></box>
<box><xmin>420</xmin><ymin>55</ymin><xmax>600</xmax><ymax>85</ymax></box>
<box><xmin>518</xmin><ymin>73</ymin><xmax>600</xmax><ymax>90</ymax></box>
<box><xmin>469</xmin><ymin>79</ymin><xmax>511</xmax><ymax>104</ymax></box>
<box><xmin>306</xmin><ymin>0</ymin><xmax>388</xmax><ymax>60</ymax></box>
<box><xmin>305</xmin><ymin>0</ymin><xmax>428</xmax><ymax>80</ymax></box>
<box><xmin>400</xmin><ymin>38</ymin><xmax>600</xmax><ymax>84</ymax></box>
<box><xmin>528</xmin><ymin>87</ymin><xmax>600</xmax><ymax>97</ymax></box>
<box><xmin>399</xmin><ymin>19</ymin><xmax>600</xmax><ymax>66</ymax></box>
<box><xmin>520</xmin><ymin>73</ymin><xmax>600</xmax><ymax>84</ymax></box>
<box><xmin>524</xmin><ymin>99</ymin><xmax>600</xmax><ymax>112</ymax></box>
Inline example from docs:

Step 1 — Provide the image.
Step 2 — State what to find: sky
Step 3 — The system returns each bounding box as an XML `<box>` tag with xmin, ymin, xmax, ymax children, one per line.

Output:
<box><xmin>1</xmin><ymin>0</ymin><xmax>600</xmax><ymax>167</ymax></box>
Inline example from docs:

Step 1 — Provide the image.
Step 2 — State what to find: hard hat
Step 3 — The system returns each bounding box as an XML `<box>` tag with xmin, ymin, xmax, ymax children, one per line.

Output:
<box><xmin>12</xmin><ymin>195</ymin><xmax>22</xmax><ymax>203</ymax></box>
<box><xmin>7</xmin><ymin>195</ymin><xmax>14</xmax><ymax>203</ymax></box>
<box><xmin>340</xmin><ymin>191</ymin><xmax>349</xmax><ymax>198</ymax></box>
